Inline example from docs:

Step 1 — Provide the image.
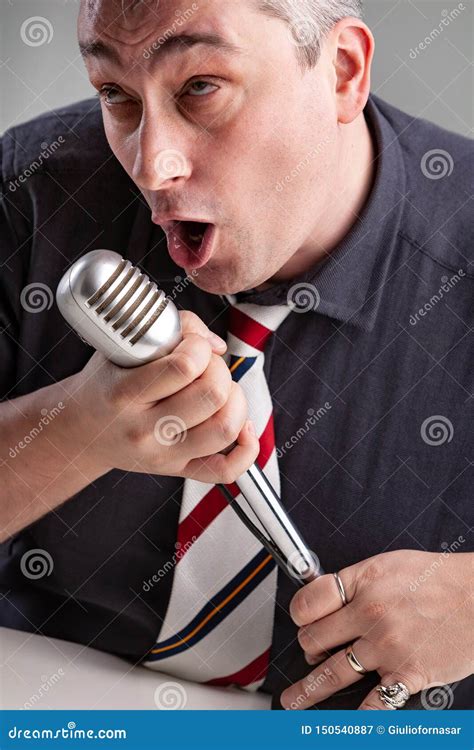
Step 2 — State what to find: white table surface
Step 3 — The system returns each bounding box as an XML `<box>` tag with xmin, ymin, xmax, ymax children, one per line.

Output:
<box><xmin>0</xmin><ymin>627</ymin><xmax>271</xmax><ymax>710</ymax></box>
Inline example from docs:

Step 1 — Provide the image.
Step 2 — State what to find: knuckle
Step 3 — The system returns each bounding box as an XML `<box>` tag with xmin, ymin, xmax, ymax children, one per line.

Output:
<box><xmin>228</xmin><ymin>382</ymin><xmax>248</xmax><ymax>421</ymax></box>
<box><xmin>109</xmin><ymin>379</ymin><xmax>130</xmax><ymax>408</ymax></box>
<box><xmin>361</xmin><ymin>560</ymin><xmax>385</xmax><ymax>585</ymax></box>
<box><xmin>404</xmin><ymin>661</ymin><xmax>426</xmax><ymax>688</ymax></box>
<box><xmin>378</xmin><ymin>630</ymin><xmax>402</xmax><ymax>651</ymax></box>
<box><xmin>218</xmin><ymin>414</ymin><xmax>240</xmax><ymax>444</ymax></box>
<box><xmin>219</xmin><ymin>464</ymin><xmax>240</xmax><ymax>485</ymax></box>
<box><xmin>363</xmin><ymin>600</ymin><xmax>388</xmax><ymax>622</ymax></box>
<box><xmin>125</xmin><ymin>425</ymin><xmax>147</xmax><ymax>447</ymax></box>
<box><xmin>179</xmin><ymin>309</ymin><xmax>195</xmax><ymax>326</ymax></box>
<box><xmin>202</xmin><ymin>379</ymin><xmax>229</xmax><ymax>411</ymax></box>
<box><xmin>390</xmin><ymin>664</ymin><xmax>425</xmax><ymax>694</ymax></box>
<box><xmin>172</xmin><ymin>350</ymin><xmax>201</xmax><ymax>381</ymax></box>
<box><xmin>298</xmin><ymin>627</ymin><xmax>317</xmax><ymax>651</ymax></box>
<box><xmin>290</xmin><ymin>590</ymin><xmax>311</xmax><ymax>625</ymax></box>
<box><xmin>179</xmin><ymin>310</ymin><xmax>205</xmax><ymax>334</ymax></box>
<box><xmin>204</xmin><ymin>454</ymin><xmax>238</xmax><ymax>485</ymax></box>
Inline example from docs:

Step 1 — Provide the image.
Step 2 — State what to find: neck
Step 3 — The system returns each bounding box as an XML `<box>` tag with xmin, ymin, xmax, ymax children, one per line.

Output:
<box><xmin>258</xmin><ymin>111</ymin><xmax>376</xmax><ymax>291</ymax></box>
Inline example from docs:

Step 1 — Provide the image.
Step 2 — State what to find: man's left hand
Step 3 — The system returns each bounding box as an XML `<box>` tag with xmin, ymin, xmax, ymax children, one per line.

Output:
<box><xmin>280</xmin><ymin>549</ymin><xmax>473</xmax><ymax>709</ymax></box>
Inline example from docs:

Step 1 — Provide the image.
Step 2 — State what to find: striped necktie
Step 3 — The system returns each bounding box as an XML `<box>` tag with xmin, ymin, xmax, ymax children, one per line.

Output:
<box><xmin>142</xmin><ymin>297</ymin><xmax>293</xmax><ymax>690</ymax></box>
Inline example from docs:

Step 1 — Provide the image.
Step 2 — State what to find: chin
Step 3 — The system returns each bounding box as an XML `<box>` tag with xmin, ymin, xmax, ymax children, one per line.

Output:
<box><xmin>189</xmin><ymin>264</ymin><xmax>262</xmax><ymax>296</ymax></box>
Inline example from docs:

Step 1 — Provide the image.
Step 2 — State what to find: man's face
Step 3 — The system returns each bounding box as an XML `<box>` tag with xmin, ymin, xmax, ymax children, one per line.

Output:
<box><xmin>79</xmin><ymin>0</ymin><xmax>338</xmax><ymax>293</ymax></box>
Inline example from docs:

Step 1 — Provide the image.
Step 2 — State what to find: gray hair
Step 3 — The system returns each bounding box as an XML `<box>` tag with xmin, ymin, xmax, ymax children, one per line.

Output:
<box><xmin>257</xmin><ymin>0</ymin><xmax>364</xmax><ymax>67</ymax></box>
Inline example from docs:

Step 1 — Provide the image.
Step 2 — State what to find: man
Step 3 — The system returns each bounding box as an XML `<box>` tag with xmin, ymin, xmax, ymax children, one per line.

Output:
<box><xmin>0</xmin><ymin>0</ymin><xmax>472</xmax><ymax>710</ymax></box>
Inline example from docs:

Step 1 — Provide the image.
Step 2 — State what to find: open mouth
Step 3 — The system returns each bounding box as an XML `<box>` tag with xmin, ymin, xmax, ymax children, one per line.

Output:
<box><xmin>165</xmin><ymin>221</ymin><xmax>216</xmax><ymax>271</ymax></box>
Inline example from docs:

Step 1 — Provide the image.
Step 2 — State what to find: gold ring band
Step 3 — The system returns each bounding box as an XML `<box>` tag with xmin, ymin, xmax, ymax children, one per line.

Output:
<box><xmin>333</xmin><ymin>571</ymin><xmax>348</xmax><ymax>606</ymax></box>
<box><xmin>345</xmin><ymin>644</ymin><xmax>368</xmax><ymax>674</ymax></box>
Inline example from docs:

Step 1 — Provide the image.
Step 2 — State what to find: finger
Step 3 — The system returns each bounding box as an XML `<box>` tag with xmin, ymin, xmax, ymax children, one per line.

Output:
<box><xmin>169</xmin><ymin>381</ymin><xmax>248</xmax><ymax>462</ymax></box>
<box><xmin>151</xmin><ymin>354</ymin><xmax>232</xmax><ymax>432</ymax></box>
<box><xmin>179</xmin><ymin>310</ymin><xmax>227</xmax><ymax>353</ymax></box>
<box><xmin>297</xmin><ymin>605</ymin><xmax>361</xmax><ymax>659</ymax></box>
<box><xmin>280</xmin><ymin>640</ymin><xmax>377</xmax><ymax>710</ymax></box>
<box><xmin>289</xmin><ymin>569</ymin><xmax>355</xmax><ymax>627</ymax></box>
<box><xmin>135</xmin><ymin>333</ymin><xmax>213</xmax><ymax>403</ymax></box>
<box><xmin>184</xmin><ymin>420</ymin><xmax>260</xmax><ymax>484</ymax></box>
<box><xmin>358</xmin><ymin>671</ymin><xmax>421</xmax><ymax>711</ymax></box>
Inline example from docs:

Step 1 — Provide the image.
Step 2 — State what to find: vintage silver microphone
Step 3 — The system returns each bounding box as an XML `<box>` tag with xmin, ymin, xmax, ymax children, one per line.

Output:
<box><xmin>56</xmin><ymin>249</ymin><xmax>322</xmax><ymax>584</ymax></box>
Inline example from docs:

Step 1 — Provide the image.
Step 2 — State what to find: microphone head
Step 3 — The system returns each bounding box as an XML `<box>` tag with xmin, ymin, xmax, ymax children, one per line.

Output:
<box><xmin>56</xmin><ymin>249</ymin><xmax>182</xmax><ymax>367</ymax></box>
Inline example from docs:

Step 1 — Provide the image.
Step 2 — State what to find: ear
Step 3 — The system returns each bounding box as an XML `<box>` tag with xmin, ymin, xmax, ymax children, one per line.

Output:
<box><xmin>329</xmin><ymin>18</ymin><xmax>375</xmax><ymax>124</ymax></box>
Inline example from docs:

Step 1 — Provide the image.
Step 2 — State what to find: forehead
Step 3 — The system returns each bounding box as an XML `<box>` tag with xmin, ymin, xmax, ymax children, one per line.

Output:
<box><xmin>78</xmin><ymin>0</ymin><xmax>250</xmax><ymax>67</ymax></box>
<box><xmin>79</xmin><ymin>0</ymin><xmax>247</xmax><ymax>39</ymax></box>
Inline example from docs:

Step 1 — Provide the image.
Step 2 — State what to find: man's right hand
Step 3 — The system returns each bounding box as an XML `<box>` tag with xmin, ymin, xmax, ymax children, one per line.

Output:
<box><xmin>66</xmin><ymin>310</ymin><xmax>259</xmax><ymax>485</ymax></box>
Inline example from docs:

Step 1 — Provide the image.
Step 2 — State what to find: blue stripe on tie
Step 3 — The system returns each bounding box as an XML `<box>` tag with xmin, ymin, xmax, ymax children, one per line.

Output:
<box><xmin>144</xmin><ymin>549</ymin><xmax>275</xmax><ymax>663</ymax></box>
<box><xmin>229</xmin><ymin>355</ymin><xmax>256</xmax><ymax>382</ymax></box>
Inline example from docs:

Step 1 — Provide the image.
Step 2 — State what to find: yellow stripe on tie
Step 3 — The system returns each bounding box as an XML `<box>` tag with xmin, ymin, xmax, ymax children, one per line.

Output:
<box><xmin>229</xmin><ymin>356</ymin><xmax>245</xmax><ymax>374</ymax></box>
<box><xmin>151</xmin><ymin>554</ymin><xmax>273</xmax><ymax>655</ymax></box>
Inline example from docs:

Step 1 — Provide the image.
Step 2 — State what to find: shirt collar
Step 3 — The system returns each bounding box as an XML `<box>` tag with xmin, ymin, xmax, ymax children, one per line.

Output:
<box><xmin>233</xmin><ymin>95</ymin><xmax>407</xmax><ymax>331</ymax></box>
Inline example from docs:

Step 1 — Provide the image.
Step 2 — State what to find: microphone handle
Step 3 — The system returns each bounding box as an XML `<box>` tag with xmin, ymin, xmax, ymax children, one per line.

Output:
<box><xmin>218</xmin><ymin>444</ymin><xmax>322</xmax><ymax>586</ymax></box>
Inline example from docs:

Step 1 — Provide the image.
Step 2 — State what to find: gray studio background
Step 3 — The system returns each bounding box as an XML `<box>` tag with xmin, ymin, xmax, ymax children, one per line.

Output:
<box><xmin>0</xmin><ymin>0</ymin><xmax>472</xmax><ymax>137</ymax></box>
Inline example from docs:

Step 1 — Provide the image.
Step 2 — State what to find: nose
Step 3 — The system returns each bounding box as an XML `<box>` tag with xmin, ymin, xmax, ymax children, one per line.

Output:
<box><xmin>131</xmin><ymin>113</ymin><xmax>192</xmax><ymax>191</ymax></box>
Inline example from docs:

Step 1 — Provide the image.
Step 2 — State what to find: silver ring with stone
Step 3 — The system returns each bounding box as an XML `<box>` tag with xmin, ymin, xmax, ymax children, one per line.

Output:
<box><xmin>376</xmin><ymin>681</ymin><xmax>411</xmax><ymax>709</ymax></box>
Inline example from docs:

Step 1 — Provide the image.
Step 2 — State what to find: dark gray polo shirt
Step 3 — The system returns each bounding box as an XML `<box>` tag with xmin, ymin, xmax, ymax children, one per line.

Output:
<box><xmin>0</xmin><ymin>94</ymin><xmax>472</xmax><ymax>709</ymax></box>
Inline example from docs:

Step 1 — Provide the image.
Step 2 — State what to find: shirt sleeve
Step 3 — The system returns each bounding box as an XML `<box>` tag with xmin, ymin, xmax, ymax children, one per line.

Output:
<box><xmin>0</xmin><ymin>131</ymin><xmax>31</xmax><ymax>402</ymax></box>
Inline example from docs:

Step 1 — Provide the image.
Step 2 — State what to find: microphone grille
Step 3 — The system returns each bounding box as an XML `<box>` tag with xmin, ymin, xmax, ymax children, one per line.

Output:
<box><xmin>85</xmin><ymin>255</ymin><xmax>169</xmax><ymax>346</ymax></box>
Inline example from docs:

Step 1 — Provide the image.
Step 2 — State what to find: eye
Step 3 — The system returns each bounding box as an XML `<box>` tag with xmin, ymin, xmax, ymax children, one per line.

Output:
<box><xmin>184</xmin><ymin>79</ymin><xmax>219</xmax><ymax>98</ymax></box>
<box><xmin>98</xmin><ymin>86</ymin><xmax>132</xmax><ymax>105</ymax></box>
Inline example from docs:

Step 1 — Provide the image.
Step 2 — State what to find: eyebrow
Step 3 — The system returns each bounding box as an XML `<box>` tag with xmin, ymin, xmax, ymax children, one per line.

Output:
<box><xmin>78</xmin><ymin>32</ymin><xmax>241</xmax><ymax>66</ymax></box>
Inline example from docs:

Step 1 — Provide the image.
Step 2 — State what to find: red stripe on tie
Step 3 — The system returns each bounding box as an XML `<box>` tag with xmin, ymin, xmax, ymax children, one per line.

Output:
<box><xmin>257</xmin><ymin>413</ymin><xmax>275</xmax><ymax>469</ymax></box>
<box><xmin>176</xmin><ymin>415</ymin><xmax>275</xmax><ymax>555</ymax></box>
<box><xmin>228</xmin><ymin>307</ymin><xmax>272</xmax><ymax>352</ymax></box>
<box><xmin>205</xmin><ymin>647</ymin><xmax>271</xmax><ymax>687</ymax></box>
<box><xmin>177</xmin><ymin>485</ymin><xmax>229</xmax><ymax>553</ymax></box>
